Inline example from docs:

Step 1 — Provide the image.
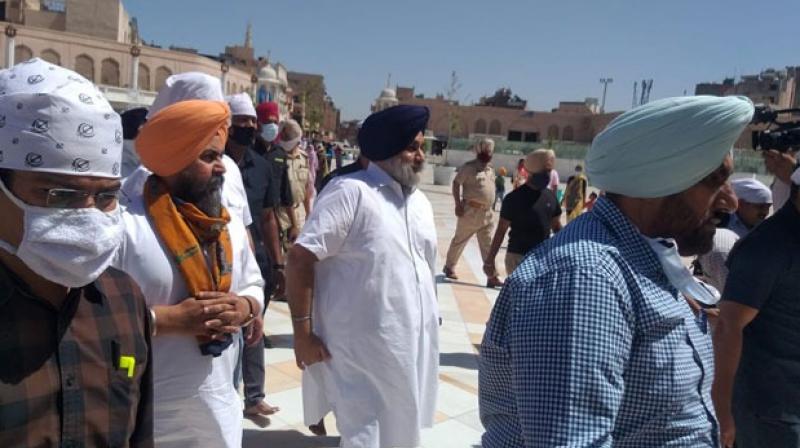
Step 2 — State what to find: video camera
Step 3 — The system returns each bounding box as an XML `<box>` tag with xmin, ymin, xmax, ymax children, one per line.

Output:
<box><xmin>751</xmin><ymin>105</ymin><xmax>800</xmax><ymax>152</ymax></box>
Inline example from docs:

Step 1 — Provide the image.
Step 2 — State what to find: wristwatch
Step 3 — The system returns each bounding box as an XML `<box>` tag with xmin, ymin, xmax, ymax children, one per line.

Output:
<box><xmin>273</xmin><ymin>263</ymin><xmax>286</xmax><ymax>270</ymax></box>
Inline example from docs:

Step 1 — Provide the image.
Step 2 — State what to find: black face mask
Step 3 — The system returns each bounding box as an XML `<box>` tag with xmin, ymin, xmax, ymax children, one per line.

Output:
<box><xmin>230</xmin><ymin>126</ymin><xmax>256</xmax><ymax>146</ymax></box>
<box><xmin>531</xmin><ymin>170</ymin><xmax>551</xmax><ymax>189</ymax></box>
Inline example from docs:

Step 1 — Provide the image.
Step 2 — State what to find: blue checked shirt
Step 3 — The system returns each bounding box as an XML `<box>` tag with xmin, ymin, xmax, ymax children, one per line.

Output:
<box><xmin>479</xmin><ymin>197</ymin><xmax>718</xmax><ymax>447</ymax></box>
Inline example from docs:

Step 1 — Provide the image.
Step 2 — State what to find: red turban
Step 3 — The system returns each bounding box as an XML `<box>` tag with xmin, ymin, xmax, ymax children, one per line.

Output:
<box><xmin>256</xmin><ymin>101</ymin><xmax>280</xmax><ymax>124</ymax></box>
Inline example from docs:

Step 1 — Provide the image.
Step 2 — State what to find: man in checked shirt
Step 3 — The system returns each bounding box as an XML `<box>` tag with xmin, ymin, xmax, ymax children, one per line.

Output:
<box><xmin>480</xmin><ymin>95</ymin><xmax>753</xmax><ymax>447</ymax></box>
<box><xmin>0</xmin><ymin>59</ymin><xmax>153</xmax><ymax>447</ymax></box>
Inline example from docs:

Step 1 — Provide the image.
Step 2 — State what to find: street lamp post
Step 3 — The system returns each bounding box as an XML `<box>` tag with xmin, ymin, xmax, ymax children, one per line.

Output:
<box><xmin>599</xmin><ymin>78</ymin><xmax>613</xmax><ymax>113</ymax></box>
<box><xmin>129</xmin><ymin>45</ymin><xmax>141</xmax><ymax>93</ymax></box>
<box><xmin>250</xmin><ymin>73</ymin><xmax>258</xmax><ymax>102</ymax></box>
<box><xmin>220</xmin><ymin>62</ymin><xmax>229</xmax><ymax>94</ymax></box>
<box><xmin>5</xmin><ymin>25</ymin><xmax>17</xmax><ymax>69</ymax></box>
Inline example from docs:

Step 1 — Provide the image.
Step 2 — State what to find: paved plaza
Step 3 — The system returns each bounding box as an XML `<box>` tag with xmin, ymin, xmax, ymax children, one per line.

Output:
<box><xmin>243</xmin><ymin>165</ymin><xmax>508</xmax><ymax>448</ymax></box>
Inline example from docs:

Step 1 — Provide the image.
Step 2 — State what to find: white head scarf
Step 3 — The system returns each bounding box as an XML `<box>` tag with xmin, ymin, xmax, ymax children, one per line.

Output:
<box><xmin>586</xmin><ymin>95</ymin><xmax>754</xmax><ymax>198</ymax></box>
<box><xmin>148</xmin><ymin>72</ymin><xmax>224</xmax><ymax>118</ymax></box>
<box><xmin>226</xmin><ymin>92</ymin><xmax>256</xmax><ymax>119</ymax></box>
<box><xmin>731</xmin><ymin>178</ymin><xmax>772</xmax><ymax>204</ymax></box>
<box><xmin>0</xmin><ymin>58</ymin><xmax>122</xmax><ymax>178</ymax></box>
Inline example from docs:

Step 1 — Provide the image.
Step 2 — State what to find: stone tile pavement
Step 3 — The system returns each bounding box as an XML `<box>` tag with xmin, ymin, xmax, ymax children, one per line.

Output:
<box><xmin>243</xmin><ymin>165</ymin><xmax>510</xmax><ymax>448</ymax></box>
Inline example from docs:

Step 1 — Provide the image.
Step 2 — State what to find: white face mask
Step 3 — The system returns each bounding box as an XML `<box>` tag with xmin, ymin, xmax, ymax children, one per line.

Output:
<box><xmin>279</xmin><ymin>137</ymin><xmax>301</xmax><ymax>152</ymax></box>
<box><xmin>0</xmin><ymin>179</ymin><xmax>122</xmax><ymax>288</ymax></box>
<box><xmin>642</xmin><ymin>236</ymin><xmax>720</xmax><ymax>305</ymax></box>
<box><xmin>261</xmin><ymin>123</ymin><xmax>279</xmax><ymax>142</ymax></box>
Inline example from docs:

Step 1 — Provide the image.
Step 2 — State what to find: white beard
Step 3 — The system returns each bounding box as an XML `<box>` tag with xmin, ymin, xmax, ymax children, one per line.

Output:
<box><xmin>380</xmin><ymin>156</ymin><xmax>423</xmax><ymax>188</ymax></box>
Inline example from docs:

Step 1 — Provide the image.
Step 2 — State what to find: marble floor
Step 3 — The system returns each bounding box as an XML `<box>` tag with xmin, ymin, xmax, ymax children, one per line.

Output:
<box><xmin>242</xmin><ymin>166</ymin><xmax>508</xmax><ymax>447</ymax></box>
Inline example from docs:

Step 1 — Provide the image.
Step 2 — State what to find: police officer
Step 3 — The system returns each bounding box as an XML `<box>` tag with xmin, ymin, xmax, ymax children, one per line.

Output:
<box><xmin>443</xmin><ymin>138</ymin><xmax>503</xmax><ymax>288</ymax></box>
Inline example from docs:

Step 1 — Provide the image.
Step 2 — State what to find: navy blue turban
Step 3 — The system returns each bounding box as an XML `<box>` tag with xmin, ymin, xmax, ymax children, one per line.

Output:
<box><xmin>358</xmin><ymin>105</ymin><xmax>430</xmax><ymax>161</ymax></box>
<box><xmin>121</xmin><ymin>107</ymin><xmax>148</xmax><ymax>140</ymax></box>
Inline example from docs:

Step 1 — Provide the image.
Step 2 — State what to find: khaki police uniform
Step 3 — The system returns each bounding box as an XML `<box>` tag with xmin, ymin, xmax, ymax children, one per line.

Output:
<box><xmin>277</xmin><ymin>149</ymin><xmax>310</xmax><ymax>251</ymax></box>
<box><xmin>445</xmin><ymin>159</ymin><xmax>496</xmax><ymax>270</ymax></box>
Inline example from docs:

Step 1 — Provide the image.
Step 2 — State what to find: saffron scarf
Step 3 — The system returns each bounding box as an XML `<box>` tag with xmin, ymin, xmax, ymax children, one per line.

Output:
<box><xmin>144</xmin><ymin>175</ymin><xmax>234</xmax><ymax>356</ymax></box>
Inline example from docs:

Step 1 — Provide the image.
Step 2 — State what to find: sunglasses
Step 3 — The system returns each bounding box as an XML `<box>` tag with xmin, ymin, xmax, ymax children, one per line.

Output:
<box><xmin>45</xmin><ymin>188</ymin><xmax>120</xmax><ymax>210</ymax></box>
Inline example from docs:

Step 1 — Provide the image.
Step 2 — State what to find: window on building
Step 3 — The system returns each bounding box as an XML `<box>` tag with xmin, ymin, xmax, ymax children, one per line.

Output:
<box><xmin>74</xmin><ymin>54</ymin><xmax>94</xmax><ymax>82</ymax></box>
<box><xmin>41</xmin><ymin>0</ymin><xmax>65</xmax><ymax>12</ymax></box>
<box><xmin>524</xmin><ymin>132</ymin><xmax>539</xmax><ymax>142</ymax></box>
<box><xmin>547</xmin><ymin>125</ymin><xmax>559</xmax><ymax>140</ymax></box>
<box><xmin>488</xmin><ymin>119</ymin><xmax>502</xmax><ymax>135</ymax></box>
<box><xmin>155</xmin><ymin>66</ymin><xmax>172</xmax><ymax>90</ymax></box>
<box><xmin>474</xmin><ymin>118</ymin><xmax>487</xmax><ymax>134</ymax></box>
<box><xmin>14</xmin><ymin>45</ymin><xmax>33</xmax><ymax>64</ymax></box>
<box><xmin>562</xmin><ymin>126</ymin><xmax>575</xmax><ymax>141</ymax></box>
<box><xmin>100</xmin><ymin>58</ymin><xmax>120</xmax><ymax>86</ymax></box>
<box><xmin>138</xmin><ymin>63</ymin><xmax>150</xmax><ymax>90</ymax></box>
<box><xmin>40</xmin><ymin>49</ymin><xmax>60</xmax><ymax>66</ymax></box>
<box><xmin>507</xmin><ymin>130</ymin><xmax>522</xmax><ymax>142</ymax></box>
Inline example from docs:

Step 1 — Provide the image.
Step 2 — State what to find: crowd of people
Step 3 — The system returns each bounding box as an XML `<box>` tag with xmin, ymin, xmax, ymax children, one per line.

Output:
<box><xmin>0</xmin><ymin>57</ymin><xmax>798</xmax><ymax>448</ymax></box>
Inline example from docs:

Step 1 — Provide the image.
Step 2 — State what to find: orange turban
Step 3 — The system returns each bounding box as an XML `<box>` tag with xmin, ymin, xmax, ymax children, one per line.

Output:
<box><xmin>136</xmin><ymin>100</ymin><xmax>230</xmax><ymax>177</ymax></box>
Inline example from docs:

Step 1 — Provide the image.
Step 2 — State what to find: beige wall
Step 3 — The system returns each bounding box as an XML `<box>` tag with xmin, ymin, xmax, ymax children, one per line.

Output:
<box><xmin>24</xmin><ymin>9</ymin><xmax>66</xmax><ymax>31</ymax></box>
<box><xmin>399</xmin><ymin>96</ymin><xmax>621</xmax><ymax>144</ymax></box>
<box><xmin>2</xmin><ymin>22</ymin><xmax>253</xmax><ymax>94</ymax></box>
<box><xmin>64</xmin><ymin>0</ymin><xmax>120</xmax><ymax>42</ymax></box>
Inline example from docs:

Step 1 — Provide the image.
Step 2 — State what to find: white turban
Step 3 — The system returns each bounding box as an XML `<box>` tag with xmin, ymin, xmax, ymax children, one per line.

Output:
<box><xmin>732</xmin><ymin>178</ymin><xmax>772</xmax><ymax>204</ymax></box>
<box><xmin>226</xmin><ymin>92</ymin><xmax>256</xmax><ymax>119</ymax></box>
<box><xmin>148</xmin><ymin>72</ymin><xmax>224</xmax><ymax>118</ymax></box>
<box><xmin>586</xmin><ymin>95</ymin><xmax>754</xmax><ymax>198</ymax></box>
<box><xmin>0</xmin><ymin>58</ymin><xmax>122</xmax><ymax>178</ymax></box>
<box><xmin>475</xmin><ymin>137</ymin><xmax>495</xmax><ymax>154</ymax></box>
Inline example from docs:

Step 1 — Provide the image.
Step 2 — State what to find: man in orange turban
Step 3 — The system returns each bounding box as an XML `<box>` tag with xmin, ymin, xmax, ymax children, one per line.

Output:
<box><xmin>114</xmin><ymin>99</ymin><xmax>265</xmax><ymax>447</ymax></box>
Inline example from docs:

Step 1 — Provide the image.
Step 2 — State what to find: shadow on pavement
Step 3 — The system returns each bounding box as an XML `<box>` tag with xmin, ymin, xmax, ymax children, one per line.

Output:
<box><xmin>436</xmin><ymin>275</ymin><xmax>488</xmax><ymax>289</ymax></box>
<box><xmin>440</xmin><ymin>352</ymin><xmax>479</xmax><ymax>370</ymax></box>
<box><xmin>265</xmin><ymin>333</ymin><xmax>294</xmax><ymax>350</ymax></box>
<box><xmin>243</xmin><ymin>429</ymin><xmax>340</xmax><ymax>448</ymax></box>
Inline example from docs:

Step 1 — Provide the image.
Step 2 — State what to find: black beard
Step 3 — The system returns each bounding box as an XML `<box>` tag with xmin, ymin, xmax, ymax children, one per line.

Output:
<box><xmin>657</xmin><ymin>193</ymin><xmax>717</xmax><ymax>256</ymax></box>
<box><xmin>174</xmin><ymin>174</ymin><xmax>225</xmax><ymax>217</ymax></box>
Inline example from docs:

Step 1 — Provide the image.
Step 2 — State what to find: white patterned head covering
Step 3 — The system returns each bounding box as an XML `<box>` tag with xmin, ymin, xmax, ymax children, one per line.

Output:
<box><xmin>148</xmin><ymin>72</ymin><xmax>224</xmax><ymax>119</ymax></box>
<box><xmin>226</xmin><ymin>92</ymin><xmax>256</xmax><ymax>119</ymax></box>
<box><xmin>0</xmin><ymin>58</ymin><xmax>122</xmax><ymax>178</ymax></box>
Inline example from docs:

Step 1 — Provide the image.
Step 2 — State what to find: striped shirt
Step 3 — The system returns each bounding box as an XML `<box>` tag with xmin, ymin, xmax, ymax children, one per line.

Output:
<box><xmin>480</xmin><ymin>197</ymin><xmax>718</xmax><ymax>447</ymax></box>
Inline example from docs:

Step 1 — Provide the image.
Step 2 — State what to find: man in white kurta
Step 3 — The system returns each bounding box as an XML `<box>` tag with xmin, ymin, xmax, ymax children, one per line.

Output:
<box><xmin>288</xmin><ymin>105</ymin><xmax>439</xmax><ymax>448</ymax></box>
<box><xmin>114</xmin><ymin>101</ymin><xmax>265</xmax><ymax>447</ymax></box>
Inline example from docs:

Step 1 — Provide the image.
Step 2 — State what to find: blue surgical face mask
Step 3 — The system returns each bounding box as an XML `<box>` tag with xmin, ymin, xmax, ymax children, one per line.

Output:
<box><xmin>261</xmin><ymin>123</ymin><xmax>279</xmax><ymax>142</ymax></box>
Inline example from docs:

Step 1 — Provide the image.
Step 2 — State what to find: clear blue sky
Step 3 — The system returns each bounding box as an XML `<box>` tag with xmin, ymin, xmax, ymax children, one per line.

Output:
<box><xmin>124</xmin><ymin>0</ymin><xmax>799</xmax><ymax>121</ymax></box>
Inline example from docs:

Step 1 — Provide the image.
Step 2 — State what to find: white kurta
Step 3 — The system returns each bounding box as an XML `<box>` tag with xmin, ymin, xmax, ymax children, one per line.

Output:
<box><xmin>114</xmin><ymin>174</ymin><xmax>264</xmax><ymax>448</ymax></box>
<box><xmin>297</xmin><ymin>163</ymin><xmax>440</xmax><ymax>448</ymax></box>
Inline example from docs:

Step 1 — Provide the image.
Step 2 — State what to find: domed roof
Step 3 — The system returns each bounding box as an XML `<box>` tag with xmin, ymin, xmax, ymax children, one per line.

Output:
<box><xmin>379</xmin><ymin>88</ymin><xmax>397</xmax><ymax>99</ymax></box>
<box><xmin>258</xmin><ymin>65</ymin><xmax>278</xmax><ymax>82</ymax></box>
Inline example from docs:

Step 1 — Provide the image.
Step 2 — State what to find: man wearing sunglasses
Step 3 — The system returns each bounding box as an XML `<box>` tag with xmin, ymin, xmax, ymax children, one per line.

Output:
<box><xmin>0</xmin><ymin>59</ymin><xmax>153</xmax><ymax>446</ymax></box>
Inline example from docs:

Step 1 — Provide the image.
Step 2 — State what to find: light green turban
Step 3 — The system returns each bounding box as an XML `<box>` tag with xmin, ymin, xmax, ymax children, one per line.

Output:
<box><xmin>586</xmin><ymin>95</ymin><xmax>754</xmax><ymax>198</ymax></box>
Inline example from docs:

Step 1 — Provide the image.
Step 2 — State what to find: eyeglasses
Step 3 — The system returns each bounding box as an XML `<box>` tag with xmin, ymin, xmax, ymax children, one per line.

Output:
<box><xmin>45</xmin><ymin>188</ymin><xmax>120</xmax><ymax>210</ymax></box>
